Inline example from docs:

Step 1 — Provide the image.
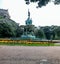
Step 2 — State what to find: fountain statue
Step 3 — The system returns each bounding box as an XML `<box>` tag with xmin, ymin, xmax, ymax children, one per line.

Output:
<box><xmin>21</xmin><ymin>9</ymin><xmax>36</xmax><ymax>40</ymax></box>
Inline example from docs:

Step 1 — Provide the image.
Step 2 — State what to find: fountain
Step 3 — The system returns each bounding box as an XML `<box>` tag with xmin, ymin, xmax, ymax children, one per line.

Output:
<box><xmin>21</xmin><ymin>9</ymin><xmax>36</xmax><ymax>40</ymax></box>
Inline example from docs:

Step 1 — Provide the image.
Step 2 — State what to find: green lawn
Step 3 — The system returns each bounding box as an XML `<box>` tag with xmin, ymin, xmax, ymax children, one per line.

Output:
<box><xmin>0</xmin><ymin>42</ymin><xmax>54</xmax><ymax>46</ymax></box>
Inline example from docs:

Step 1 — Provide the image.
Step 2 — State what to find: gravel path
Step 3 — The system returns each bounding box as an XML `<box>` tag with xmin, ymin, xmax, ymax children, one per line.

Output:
<box><xmin>0</xmin><ymin>46</ymin><xmax>60</xmax><ymax>64</ymax></box>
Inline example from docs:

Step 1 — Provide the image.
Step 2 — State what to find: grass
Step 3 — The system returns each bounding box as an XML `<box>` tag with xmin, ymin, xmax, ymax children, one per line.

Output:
<box><xmin>54</xmin><ymin>44</ymin><xmax>60</xmax><ymax>46</ymax></box>
<box><xmin>0</xmin><ymin>42</ymin><xmax>54</xmax><ymax>46</ymax></box>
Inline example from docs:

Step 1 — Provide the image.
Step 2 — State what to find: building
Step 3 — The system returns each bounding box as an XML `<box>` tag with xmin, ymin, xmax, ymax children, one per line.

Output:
<box><xmin>0</xmin><ymin>9</ymin><xmax>10</xmax><ymax>19</ymax></box>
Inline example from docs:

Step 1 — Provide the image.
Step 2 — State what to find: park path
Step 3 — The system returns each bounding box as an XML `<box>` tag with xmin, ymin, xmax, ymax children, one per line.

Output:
<box><xmin>0</xmin><ymin>46</ymin><xmax>60</xmax><ymax>64</ymax></box>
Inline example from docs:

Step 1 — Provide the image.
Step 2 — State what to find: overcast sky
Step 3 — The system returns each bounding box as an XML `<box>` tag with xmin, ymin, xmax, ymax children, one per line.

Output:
<box><xmin>0</xmin><ymin>0</ymin><xmax>60</xmax><ymax>26</ymax></box>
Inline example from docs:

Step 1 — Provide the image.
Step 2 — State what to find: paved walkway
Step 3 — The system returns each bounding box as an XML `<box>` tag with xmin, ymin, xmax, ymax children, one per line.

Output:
<box><xmin>0</xmin><ymin>46</ymin><xmax>60</xmax><ymax>64</ymax></box>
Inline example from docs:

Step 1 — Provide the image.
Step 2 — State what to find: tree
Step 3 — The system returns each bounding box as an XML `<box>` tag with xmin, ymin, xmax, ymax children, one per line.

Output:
<box><xmin>0</xmin><ymin>23</ymin><xmax>14</xmax><ymax>37</ymax></box>
<box><xmin>50</xmin><ymin>25</ymin><xmax>56</xmax><ymax>40</ymax></box>
<box><xmin>34</xmin><ymin>27</ymin><xmax>45</xmax><ymax>39</ymax></box>
<box><xmin>0</xmin><ymin>19</ymin><xmax>18</xmax><ymax>38</ymax></box>
<box><xmin>54</xmin><ymin>0</ymin><xmax>60</xmax><ymax>5</ymax></box>
<box><xmin>25</xmin><ymin>0</ymin><xmax>60</xmax><ymax>8</ymax></box>
<box><xmin>16</xmin><ymin>26</ymin><xmax>23</xmax><ymax>37</ymax></box>
<box><xmin>54</xmin><ymin>26</ymin><xmax>60</xmax><ymax>39</ymax></box>
<box><xmin>43</xmin><ymin>26</ymin><xmax>51</xmax><ymax>40</ymax></box>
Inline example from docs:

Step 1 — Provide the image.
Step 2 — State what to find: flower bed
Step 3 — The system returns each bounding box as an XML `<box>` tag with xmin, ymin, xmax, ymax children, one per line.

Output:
<box><xmin>0</xmin><ymin>38</ymin><xmax>54</xmax><ymax>46</ymax></box>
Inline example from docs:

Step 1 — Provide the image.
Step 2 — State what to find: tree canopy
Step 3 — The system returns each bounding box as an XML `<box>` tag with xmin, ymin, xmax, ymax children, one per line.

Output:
<box><xmin>0</xmin><ymin>18</ymin><xmax>19</xmax><ymax>38</ymax></box>
<box><xmin>0</xmin><ymin>18</ymin><xmax>60</xmax><ymax>40</ymax></box>
<box><xmin>25</xmin><ymin>0</ymin><xmax>60</xmax><ymax>8</ymax></box>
